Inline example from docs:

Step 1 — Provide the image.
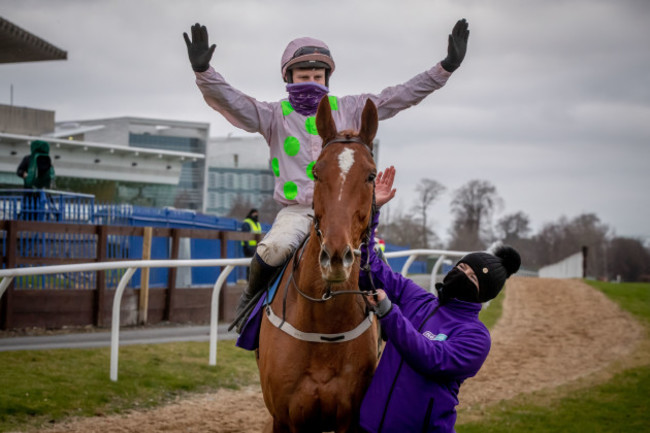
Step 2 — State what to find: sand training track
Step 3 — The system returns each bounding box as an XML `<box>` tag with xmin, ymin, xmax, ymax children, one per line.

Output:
<box><xmin>33</xmin><ymin>277</ymin><xmax>644</xmax><ymax>433</ymax></box>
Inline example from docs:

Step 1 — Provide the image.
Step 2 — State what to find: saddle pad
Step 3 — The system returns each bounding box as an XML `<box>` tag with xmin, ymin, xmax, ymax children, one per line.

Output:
<box><xmin>235</xmin><ymin>262</ymin><xmax>288</xmax><ymax>351</ymax></box>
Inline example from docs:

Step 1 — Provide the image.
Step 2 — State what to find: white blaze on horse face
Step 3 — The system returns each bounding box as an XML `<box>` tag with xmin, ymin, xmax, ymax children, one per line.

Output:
<box><xmin>337</xmin><ymin>148</ymin><xmax>356</xmax><ymax>201</ymax></box>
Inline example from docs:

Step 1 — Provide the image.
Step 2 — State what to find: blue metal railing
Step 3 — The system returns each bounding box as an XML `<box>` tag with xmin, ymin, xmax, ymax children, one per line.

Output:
<box><xmin>0</xmin><ymin>189</ymin><xmax>94</xmax><ymax>223</ymax></box>
<box><xmin>1</xmin><ymin>189</ymin><xmax>427</xmax><ymax>289</ymax></box>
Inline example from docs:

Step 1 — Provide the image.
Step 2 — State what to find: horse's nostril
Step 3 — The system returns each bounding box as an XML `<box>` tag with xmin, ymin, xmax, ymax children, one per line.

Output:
<box><xmin>343</xmin><ymin>246</ymin><xmax>354</xmax><ymax>268</ymax></box>
<box><xmin>320</xmin><ymin>248</ymin><xmax>331</xmax><ymax>268</ymax></box>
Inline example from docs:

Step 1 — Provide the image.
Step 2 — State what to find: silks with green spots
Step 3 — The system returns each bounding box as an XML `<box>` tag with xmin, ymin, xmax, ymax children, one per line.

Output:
<box><xmin>275</xmin><ymin>97</ymin><xmax>340</xmax><ymax>200</ymax></box>
<box><xmin>195</xmin><ymin>63</ymin><xmax>452</xmax><ymax>206</ymax></box>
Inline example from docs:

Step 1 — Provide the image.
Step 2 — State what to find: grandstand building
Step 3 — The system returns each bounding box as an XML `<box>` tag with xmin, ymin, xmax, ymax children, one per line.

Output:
<box><xmin>205</xmin><ymin>134</ymin><xmax>274</xmax><ymax>217</ymax></box>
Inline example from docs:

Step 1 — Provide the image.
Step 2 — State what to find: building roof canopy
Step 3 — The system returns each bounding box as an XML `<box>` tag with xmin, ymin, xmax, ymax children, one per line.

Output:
<box><xmin>0</xmin><ymin>16</ymin><xmax>67</xmax><ymax>64</ymax></box>
<box><xmin>0</xmin><ymin>132</ymin><xmax>205</xmax><ymax>161</ymax></box>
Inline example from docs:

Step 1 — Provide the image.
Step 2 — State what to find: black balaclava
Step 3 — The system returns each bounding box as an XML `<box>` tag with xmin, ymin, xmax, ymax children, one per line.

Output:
<box><xmin>437</xmin><ymin>244</ymin><xmax>521</xmax><ymax>304</ymax></box>
<box><xmin>437</xmin><ymin>267</ymin><xmax>479</xmax><ymax>303</ymax></box>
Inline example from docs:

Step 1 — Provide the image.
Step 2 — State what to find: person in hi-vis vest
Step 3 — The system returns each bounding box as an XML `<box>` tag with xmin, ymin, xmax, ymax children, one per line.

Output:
<box><xmin>241</xmin><ymin>209</ymin><xmax>262</xmax><ymax>281</ymax></box>
<box><xmin>241</xmin><ymin>208</ymin><xmax>262</xmax><ymax>259</ymax></box>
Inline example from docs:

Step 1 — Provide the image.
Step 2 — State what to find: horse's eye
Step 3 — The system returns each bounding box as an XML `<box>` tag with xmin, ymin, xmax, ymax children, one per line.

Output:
<box><xmin>312</xmin><ymin>171</ymin><xmax>319</xmax><ymax>181</ymax></box>
<box><xmin>367</xmin><ymin>172</ymin><xmax>376</xmax><ymax>183</ymax></box>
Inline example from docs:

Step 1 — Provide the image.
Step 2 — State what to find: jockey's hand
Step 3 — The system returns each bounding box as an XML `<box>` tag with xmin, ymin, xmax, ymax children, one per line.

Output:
<box><xmin>375</xmin><ymin>166</ymin><xmax>396</xmax><ymax>208</ymax></box>
<box><xmin>365</xmin><ymin>289</ymin><xmax>392</xmax><ymax>318</ymax></box>
<box><xmin>441</xmin><ymin>18</ymin><xmax>469</xmax><ymax>73</ymax></box>
<box><xmin>183</xmin><ymin>23</ymin><xmax>216</xmax><ymax>72</ymax></box>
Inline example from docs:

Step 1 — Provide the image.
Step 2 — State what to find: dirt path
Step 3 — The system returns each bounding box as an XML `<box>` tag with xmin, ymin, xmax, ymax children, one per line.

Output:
<box><xmin>33</xmin><ymin>277</ymin><xmax>644</xmax><ymax>432</ymax></box>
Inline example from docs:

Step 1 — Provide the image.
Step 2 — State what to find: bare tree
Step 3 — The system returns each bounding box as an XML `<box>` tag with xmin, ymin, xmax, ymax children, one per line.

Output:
<box><xmin>529</xmin><ymin>213</ymin><xmax>610</xmax><ymax>277</ymax></box>
<box><xmin>608</xmin><ymin>236</ymin><xmax>650</xmax><ymax>282</ymax></box>
<box><xmin>447</xmin><ymin>179</ymin><xmax>503</xmax><ymax>251</ymax></box>
<box><xmin>496</xmin><ymin>211</ymin><xmax>532</xmax><ymax>243</ymax></box>
<box><xmin>382</xmin><ymin>212</ymin><xmax>441</xmax><ymax>249</ymax></box>
<box><xmin>410</xmin><ymin>178</ymin><xmax>445</xmax><ymax>248</ymax></box>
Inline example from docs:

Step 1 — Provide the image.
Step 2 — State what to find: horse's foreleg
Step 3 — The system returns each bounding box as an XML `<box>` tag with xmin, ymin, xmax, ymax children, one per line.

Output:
<box><xmin>264</xmin><ymin>417</ymin><xmax>291</xmax><ymax>433</ymax></box>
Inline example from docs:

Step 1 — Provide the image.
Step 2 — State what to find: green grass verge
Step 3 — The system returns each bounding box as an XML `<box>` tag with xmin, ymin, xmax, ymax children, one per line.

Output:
<box><xmin>2</xmin><ymin>281</ymin><xmax>648</xmax><ymax>432</ymax></box>
<box><xmin>0</xmin><ymin>341</ymin><xmax>259</xmax><ymax>432</ymax></box>
<box><xmin>479</xmin><ymin>288</ymin><xmax>504</xmax><ymax>330</ymax></box>
<box><xmin>457</xmin><ymin>280</ymin><xmax>650</xmax><ymax>432</ymax></box>
<box><xmin>586</xmin><ymin>280</ymin><xmax>650</xmax><ymax>327</ymax></box>
<box><xmin>457</xmin><ymin>364</ymin><xmax>650</xmax><ymax>433</ymax></box>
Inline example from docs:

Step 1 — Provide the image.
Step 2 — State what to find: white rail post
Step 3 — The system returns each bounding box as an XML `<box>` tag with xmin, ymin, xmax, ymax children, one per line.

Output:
<box><xmin>430</xmin><ymin>255</ymin><xmax>447</xmax><ymax>293</ymax></box>
<box><xmin>400</xmin><ymin>253</ymin><xmax>418</xmax><ymax>276</ymax></box>
<box><xmin>209</xmin><ymin>264</ymin><xmax>235</xmax><ymax>366</ymax></box>
<box><xmin>110</xmin><ymin>267</ymin><xmax>137</xmax><ymax>382</ymax></box>
<box><xmin>0</xmin><ymin>276</ymin><xmax>15</xmax><ymax>300</ymax></box>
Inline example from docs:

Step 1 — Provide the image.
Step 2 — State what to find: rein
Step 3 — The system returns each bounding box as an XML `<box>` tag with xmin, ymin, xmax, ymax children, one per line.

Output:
<box><xmin>266</xmin><ymin>237</ymin><xmax>377</xmax><ymax>343</ymax></box>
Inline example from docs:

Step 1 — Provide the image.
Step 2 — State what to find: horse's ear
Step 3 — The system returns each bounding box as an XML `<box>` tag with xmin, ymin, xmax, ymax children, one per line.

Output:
<box><xmin>359</xmin><ymin>99</ymin><xmax>378</xmax><ymax>151</ymax></box>
<box><xmin>316</xmin><ymin>96</ymin><xmax>337</xmax><ymax>148</ymax></box>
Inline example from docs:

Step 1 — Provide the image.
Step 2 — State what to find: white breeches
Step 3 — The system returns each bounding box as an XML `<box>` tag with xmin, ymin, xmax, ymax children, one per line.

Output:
<box><xmin>255</xmin><ymin>204</ymin><xmax>313</xmax><ymax>267</ymax></box>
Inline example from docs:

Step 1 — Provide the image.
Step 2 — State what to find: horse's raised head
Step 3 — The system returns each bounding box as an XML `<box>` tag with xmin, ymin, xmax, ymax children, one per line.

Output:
<box><xmin>316</xmin><ymin>98</ymin><xmax>377</xmax><ymax>151</ymax></box>
<box><xmin>312</xmin><ymin>98</ymin><xmax>378</xmax><ymax>284</ymax></box>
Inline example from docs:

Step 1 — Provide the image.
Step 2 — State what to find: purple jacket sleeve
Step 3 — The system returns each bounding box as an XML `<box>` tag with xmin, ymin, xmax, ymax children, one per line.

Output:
<box><xmin>360</xmin><ymin>211</ymin><xmax>428</xmax><ymax>307</ymax></box>
<box><xmin>380</xmin><ymin>304</ymin><xmax>490</xmax><ymax>379</ymax></box>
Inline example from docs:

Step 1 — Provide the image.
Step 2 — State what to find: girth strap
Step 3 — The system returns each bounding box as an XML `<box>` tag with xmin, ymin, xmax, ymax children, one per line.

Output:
<box><xmin>265</xmin><ymin>305</ymin><xmax>375</xmax><ymax>343</ymax></box>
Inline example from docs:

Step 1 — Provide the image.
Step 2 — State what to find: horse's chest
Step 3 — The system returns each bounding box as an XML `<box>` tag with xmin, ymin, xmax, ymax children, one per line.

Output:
<box><xmin>291</xmin><ymin>372</ymin><xmax>364</xmax><ymax>418</ymax></box>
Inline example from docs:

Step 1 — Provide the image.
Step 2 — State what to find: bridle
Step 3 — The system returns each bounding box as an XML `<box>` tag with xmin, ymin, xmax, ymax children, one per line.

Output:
<box><xmin>263</xmin><ymin>135</ymin><xmax>380</xmax><ymax>343</ymax></box>
<box><xmin>306</xmin><ymin>135</ymin><xmax>379</xmax><ymax>302</ymax></box>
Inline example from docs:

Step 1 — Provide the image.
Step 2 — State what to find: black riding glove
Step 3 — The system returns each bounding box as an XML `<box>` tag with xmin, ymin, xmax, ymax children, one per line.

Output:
<box><xmin>440</xmin><ymin>18</ymin><xmax>469</xmax><ymax>73</ymax></box>
<box><xmin>183</xmin><ymin>23</ymin><xmax>216</xmax><ymax>73</ymax></box>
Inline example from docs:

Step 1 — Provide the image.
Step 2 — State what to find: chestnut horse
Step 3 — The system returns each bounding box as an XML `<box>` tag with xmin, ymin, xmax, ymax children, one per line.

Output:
<box><xmin>258</xmin><ymin>98</ymin><xmax>380</xmax><ymax>433</ymax></box>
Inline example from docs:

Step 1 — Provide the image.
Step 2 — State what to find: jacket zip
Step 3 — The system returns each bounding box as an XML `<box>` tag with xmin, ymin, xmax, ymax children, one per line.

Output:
<box><xmin>378</xmin><ymin>359</ymin><xmax>403</xmax><ymax>433</ymax></box>
<box><xmin>377</xmin><ymin>304</ymin><xmax>442</xmax><ymax>432</ymax></box>
<box><xmin>421</xmin><ymin>397</ymin><xmax>434</xmax><ymax>433</ymax></box>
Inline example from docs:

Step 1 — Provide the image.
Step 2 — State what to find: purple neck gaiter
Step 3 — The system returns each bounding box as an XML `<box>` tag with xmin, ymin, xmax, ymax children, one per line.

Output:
<box><xmin>286</xmin><ymin>82</ymin><xmax>329</xmax><ymax>116</ymax></box>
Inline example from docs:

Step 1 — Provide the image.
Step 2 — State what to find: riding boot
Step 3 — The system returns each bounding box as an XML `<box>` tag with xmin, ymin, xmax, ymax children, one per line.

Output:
<box><xmin>232</xmin><ymin>254</ymin><xmax>282</xmax><ymax>333</ymax></box>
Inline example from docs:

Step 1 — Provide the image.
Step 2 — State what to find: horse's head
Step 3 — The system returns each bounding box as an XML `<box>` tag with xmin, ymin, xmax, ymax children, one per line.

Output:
<box><xmin>312</xmin><ymin>97</ymin><xmax>378</xmax><ymax>284</ymax></box>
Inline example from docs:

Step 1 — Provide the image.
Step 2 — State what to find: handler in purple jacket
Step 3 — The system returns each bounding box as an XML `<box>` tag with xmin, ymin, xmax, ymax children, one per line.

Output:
<box><xmin>359</xmin><ymin>168</ymin><xmax>521</xmax><ymax>432</ymax></box>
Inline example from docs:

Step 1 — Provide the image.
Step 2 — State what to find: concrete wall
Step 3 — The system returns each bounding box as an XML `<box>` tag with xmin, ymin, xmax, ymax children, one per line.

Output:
<box><xmin>539</xmin><ymin>251</ymin><xmax>584</xmax><ymax>278</ymax></box>
<box><xmin>0</xmin><ymin>104</ymin><xmax>54</xmax><ymax>135</ymax></box>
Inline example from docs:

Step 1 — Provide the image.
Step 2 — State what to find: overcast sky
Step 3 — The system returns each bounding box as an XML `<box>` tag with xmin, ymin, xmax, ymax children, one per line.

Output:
<box><xmin>2</xmin><ymin>0</ymin><xmax>649</xmax><ymax>243</ymax></box>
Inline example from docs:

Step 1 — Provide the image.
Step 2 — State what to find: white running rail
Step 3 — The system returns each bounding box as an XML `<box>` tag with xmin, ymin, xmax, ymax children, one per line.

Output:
<box><xmin>384</xmin><ymin>249</ymin><xmax>470</xmax><ymax>292</ymax></box>
<box><xmin>0</xmin><ymin>249</ymin><xmax>467</xmax><ymax>381</ymax></box>
<box><xmin>0</xmin><ymin>258</ymin><xmax>251</xmax><ymax>381</ymax></box>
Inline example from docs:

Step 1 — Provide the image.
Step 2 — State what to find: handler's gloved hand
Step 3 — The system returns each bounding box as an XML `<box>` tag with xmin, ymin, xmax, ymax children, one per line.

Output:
<box><xmin>183</xmin><ymin>23</ymin><xmax>216</xmax><ymax>72</ymax></box>
<box><xmin>367</xmin><ymin>290</ymin><xmax>393</xmax><ymax>318</ymax></box>
<box><xmin>374</xmin><ymin>296</ymin><xmax>393</xmax><ymax>318</ymax></box>
<box><xmin>440</xmin><ymin>18</ymin><xmax>469</xmax><ymax>73</ymax></box>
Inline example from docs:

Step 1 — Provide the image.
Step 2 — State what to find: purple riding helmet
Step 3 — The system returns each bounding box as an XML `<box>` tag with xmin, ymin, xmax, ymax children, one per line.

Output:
<box><xmin>281</xmin><ymin>37</ymin><xmax>336</xmax><ymax>86</ymax></box>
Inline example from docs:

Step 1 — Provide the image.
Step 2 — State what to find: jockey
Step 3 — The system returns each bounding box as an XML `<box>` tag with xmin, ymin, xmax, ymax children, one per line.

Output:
<box><xmin>183</xmin><ymin>19</ymin><xmax>470</xmax><ymax>332</ymax></box>
<box><xmin>359</xmin><ymin>170</ymin><xmax>521</xmax><ymax>432</ymax></box>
